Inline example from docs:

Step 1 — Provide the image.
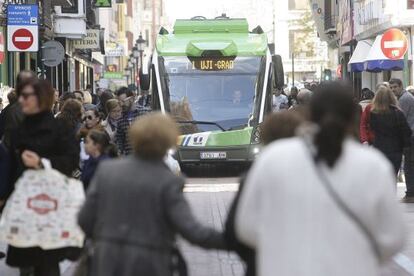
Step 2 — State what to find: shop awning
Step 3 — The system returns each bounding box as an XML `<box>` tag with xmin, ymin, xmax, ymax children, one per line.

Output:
<box><xmin>365</xmin><ymin>35</ymin><xmax>404</xmax><ymax>72</ymax></box>
<box><xmin>348</xmin><ymin>40</ymin><xmax>373</xmax><ymax>73</ymax></box>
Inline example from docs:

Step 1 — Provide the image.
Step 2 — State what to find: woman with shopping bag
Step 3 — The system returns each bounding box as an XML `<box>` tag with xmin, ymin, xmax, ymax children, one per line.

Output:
<box><xmin>2</xmin><ymin>76</ymin><xmax>80</xmax><ymax>276</ymax></box>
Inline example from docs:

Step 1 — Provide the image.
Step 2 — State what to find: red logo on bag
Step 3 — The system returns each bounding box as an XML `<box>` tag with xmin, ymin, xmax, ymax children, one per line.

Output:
<box><xmin>27</xmin><ymin>194</ymin><xmax>58</xmax><ymax>215</ymax></box>
<box><xmin>61</xmin><ymin>231</ymin><xmax>70</xmax><ymax>238</ymax></box>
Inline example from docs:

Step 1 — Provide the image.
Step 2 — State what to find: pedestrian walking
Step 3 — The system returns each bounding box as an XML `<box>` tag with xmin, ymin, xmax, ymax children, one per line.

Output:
<box><xmin>102</xmin><ymin>99</ymin><xmax>122</xmax><ymax>143</ymax></box>
<box><xmin>390</xmin><ymin>78</ymin><xmax>414</xmax><ymax>202</ymax></box>
<box><xmin>56</xmin><ymin>99</ymin><xmax>83</xmax><ymax>137</ymax></box>
<box><xmin>116</xmin><ymin>87</ymin><xmax>144</xmax><ymax>155</ymax></box>
<box><xmin>78</xmin><ymin>113</ymin><xmax>225</xmax><ymax>276</ymax></box>
<box><xmin>272</xmin><ymin>88</ymin><xmax>289</xmax><ymax>112</ymax></box>
<box><xmin>0</xmin><ymin>90</ymin><xmax>17</xmax><ymax>139</ymax></box>
<box><xmin>368</xmin><ymin>86</ymin><xmax>411</xmax><ymax>175</ymax></box>
<box><xmin>96</xmin><ymin>89</ymin><xmax>114</xmax><ymax>117</ymax></box>
<box><xmin>1</xmin><ymin>70</ymin><xmax>36</xmax><ymax>149</ymax></box>
<box><xmin>288</xmin><ymin>86</ymin><xmax>299</xmax><ymax>107</ymax></box>
<box><xmin>81</xmin><ymin>129</ymin><xmax>117</xmax><ymax>190</ymax></box>
<box><xmin>52</xmin><ymin>89</ymin><xmax>60</xmax><ymax>115</ymax></box>
<box><xmin>3</xmin><ymin>77</ymin><xmax>79</xmax><ymax>276</ymax></box>
<box><xmin>77</xmin><ymin>108</ymin><xmax>104</xmax><ymax>139</ymax></box>
<box><xmin>225</xmin><ymin>110</ymin><xmax>304</xmax><ymax>276</ymax></box>
<box><xmin>235</xmin><ymin>81</ymin><xmax>405</xmax><ymax>276</ymax></box>
<box><xmin>359</xmin><ymin>88</ymin><xmax>375</xmax><ymax>111</ymax></box>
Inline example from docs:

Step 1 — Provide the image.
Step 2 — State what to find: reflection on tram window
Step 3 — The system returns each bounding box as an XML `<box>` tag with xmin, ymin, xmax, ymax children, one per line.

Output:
<box><xmin>161</xmin><ymin>57</ymin><xmax>261</xmax><ymax>133</ymax></box>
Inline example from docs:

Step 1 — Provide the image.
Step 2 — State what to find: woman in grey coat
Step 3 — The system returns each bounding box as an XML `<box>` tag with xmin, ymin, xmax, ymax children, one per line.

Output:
<box><xmin>78</xmin><ymin>113</ymin><xmax>225</xmax><ymax>276</ymax></box>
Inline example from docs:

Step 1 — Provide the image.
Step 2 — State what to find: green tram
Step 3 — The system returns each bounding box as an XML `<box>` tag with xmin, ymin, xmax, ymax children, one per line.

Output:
<box><xmin>140</xmin><ymin>16</ymin><xmax>284</xmax><ymax>167</ymax></box>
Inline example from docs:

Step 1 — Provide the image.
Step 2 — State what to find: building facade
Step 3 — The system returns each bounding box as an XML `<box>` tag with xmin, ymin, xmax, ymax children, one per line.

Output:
<box><xmin>274</xmin><ymin>0</ymin><xmax>329</xmax><ymax>88</ymax></box>
<box><xmin>311</xmin><ymin>0</ymin><xmax>414</xmax><ymax>94</ymax></box>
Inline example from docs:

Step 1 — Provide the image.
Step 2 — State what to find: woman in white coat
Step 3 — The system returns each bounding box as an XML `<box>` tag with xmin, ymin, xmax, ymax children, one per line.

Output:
<box><xmin>236</xmin><ymin>81</ymin><xmax>405</xmax><ymax>276</ymax></box>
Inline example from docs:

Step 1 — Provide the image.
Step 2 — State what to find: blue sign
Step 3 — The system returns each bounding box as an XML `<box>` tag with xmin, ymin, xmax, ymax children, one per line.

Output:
<box><xmin>7</xmin><ymin>5</ymin><xmax>39</xmax><ymax>26</ymax></box>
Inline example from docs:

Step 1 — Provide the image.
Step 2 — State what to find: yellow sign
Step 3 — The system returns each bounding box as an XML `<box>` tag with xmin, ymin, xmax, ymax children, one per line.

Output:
<box><xmin>190</xmin><ymin>57</ymin><xmax>235</xmax><ymax>71</ymax></box>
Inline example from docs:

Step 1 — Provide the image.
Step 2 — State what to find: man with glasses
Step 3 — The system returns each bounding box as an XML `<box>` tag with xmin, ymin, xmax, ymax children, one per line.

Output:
<box><xmin>116</xmin><ymin>87</ymin><xmax>145</xmax><ymax>155</ymax></box>
<box><xmin>390</xmin><ymin>78</ymin><xmax>414</xmax><ymax>203</ymax></box>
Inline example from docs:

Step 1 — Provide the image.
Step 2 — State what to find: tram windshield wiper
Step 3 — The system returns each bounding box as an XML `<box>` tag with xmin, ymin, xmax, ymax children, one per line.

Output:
<box><xmin>177</xmin><ymin>120</ymin><xmax>227</xmax><ymax>131</ymax></box>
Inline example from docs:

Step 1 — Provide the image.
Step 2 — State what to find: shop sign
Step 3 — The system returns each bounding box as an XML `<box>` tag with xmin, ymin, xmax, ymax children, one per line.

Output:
<box><xmin>103</xmin><ymin>72</ymin><xmax>124</xmax><ymax>79</ymax></box>
<box><xmin>73</xmin><ymin>29</ymin><xmax>100</xmax><ymax>50</ymax></box>
<box><xmin>106</xmin><ymin>44</ymin><xmax>125</xmax><ymax>57</ymax></box>
<box><xmin>93</xmin><ymin>0</ymin><xmax>112</xmax><ymax>8</ymax></box>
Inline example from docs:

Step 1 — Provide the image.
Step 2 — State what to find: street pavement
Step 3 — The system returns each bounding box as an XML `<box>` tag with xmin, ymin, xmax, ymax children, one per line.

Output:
<box><xmin>0</xmin><ymin>177</ymin><xmax>414</xmax><ymax>276</ymax></box>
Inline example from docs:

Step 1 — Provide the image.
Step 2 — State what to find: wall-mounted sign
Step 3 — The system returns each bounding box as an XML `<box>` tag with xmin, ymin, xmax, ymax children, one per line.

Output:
<box><xmin>103</xmin><ymin>72</ymin><xmax>124</xmax><ymax>79</ymax></box>
<box><xmin>73</xmin><ymin>29</ymin><xmax>100</xmax><ymax>50</ymax></box>
<box><xmin>93</xmin><ymin>0</ymin><xmax>112</xmax><ymax>8</ymax></box>
<box><xmin>7</xmin><ymin>4</ymin><xmax>39</xmax><ymax>52</ymax></box>
<box><xmin>106</xmin><ymin>44</ymin><xmax>125</xmax><ymax>57</ymax></box>
<box><xmin>42</xmin><ymin>40</ymin><xmax>65</xmax><ymax>67</ymax></box>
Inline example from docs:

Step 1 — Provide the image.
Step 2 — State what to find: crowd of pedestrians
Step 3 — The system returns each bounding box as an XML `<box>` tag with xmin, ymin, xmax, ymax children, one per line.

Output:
<box><xmin>0</xmin><ymin>71</ymin><xmax>411</xmax><ymax>276</ymax></box>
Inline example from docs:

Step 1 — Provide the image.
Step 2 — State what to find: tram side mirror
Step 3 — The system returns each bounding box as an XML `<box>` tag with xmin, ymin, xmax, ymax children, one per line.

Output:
<box><xmin>139</xmin><ymin>68</ymin><xmax>150</xmax><ymax>91</ymax></box>
<box><xmin>272</xmin><ymin>55</ymin><xmax>284</xmax><ymax>90</ymax></box>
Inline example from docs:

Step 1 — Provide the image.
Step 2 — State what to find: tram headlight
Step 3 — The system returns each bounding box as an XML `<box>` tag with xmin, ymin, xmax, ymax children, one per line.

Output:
<box><xmin>252</xmin><ymin>146</ymin><xmax>260</xmax><ymax>155</ymax></box>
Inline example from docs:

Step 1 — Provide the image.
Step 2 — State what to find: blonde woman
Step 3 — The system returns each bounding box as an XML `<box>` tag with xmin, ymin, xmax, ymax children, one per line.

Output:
<box><xmin>370</xmin><ymin>86</ymin><xmax>412</xmax><ymax>174</ymax></box>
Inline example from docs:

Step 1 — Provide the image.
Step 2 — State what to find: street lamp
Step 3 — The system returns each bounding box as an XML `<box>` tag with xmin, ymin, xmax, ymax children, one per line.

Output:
<box><xmin>124</xmin><ymin>67</ymin><xmax>131</xmax><ymax>85</ymax></box>
<box><xmin>135</xmin><ymin>33</ymin><xmax>146</xmax><ymax>70</ymax></box>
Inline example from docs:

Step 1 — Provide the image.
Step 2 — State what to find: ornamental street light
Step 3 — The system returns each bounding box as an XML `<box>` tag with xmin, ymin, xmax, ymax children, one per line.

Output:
<box><xmin>135</xmin><ymin>33</ymin><xmax>146</xmax><ymax>69</ymax></box>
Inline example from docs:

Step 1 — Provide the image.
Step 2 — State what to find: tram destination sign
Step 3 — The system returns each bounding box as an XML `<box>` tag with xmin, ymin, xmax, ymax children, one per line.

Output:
<box><xmin>190</xmin><ymin>57</ymin><xmax>236</xmax><ymax>71</ymax></box>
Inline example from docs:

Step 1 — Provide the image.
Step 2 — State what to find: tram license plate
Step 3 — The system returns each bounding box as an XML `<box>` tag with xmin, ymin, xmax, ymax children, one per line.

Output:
<box><xmin>200</xmin><ymin>152</ymin><xmax>227</xmax><ymax>159</ymax></box>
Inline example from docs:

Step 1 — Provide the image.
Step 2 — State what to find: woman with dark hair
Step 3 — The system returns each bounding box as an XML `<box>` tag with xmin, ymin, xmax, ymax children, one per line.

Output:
<box><xmin>3</xmin><ymin>78</ymin><xmax>79</xmax><ymax>276</ymax></box>
<box><xmin>235</xmin><ymin>82</ymin><xmax>405</xmax><ymax>276</ymax></box>
<box><xmin>369</xmin><ymin>86</ymin><xmax>411</xmax><ymax>175</ymax></box>
<box><xmin>77</xmin><ymin>108</ymin><xmax>104</xmax><ymax>140</ymax></box>
<box><xmin>78</xmin><ymin>113</ymin><xmax>225</xmax><ymax>276</ymax></box>
<box><xmin>56</xmin><ymin>99</ymin><xmax>83</xmax><ymax>136</ymax></box>
<box><xmin>81</xmin><ymin>129</ymin><xmax>117</xmax><ymax>190</ymax></box>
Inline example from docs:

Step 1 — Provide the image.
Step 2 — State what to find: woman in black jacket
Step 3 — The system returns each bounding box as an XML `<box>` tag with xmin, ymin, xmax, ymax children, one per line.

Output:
<box><xmin>4</xmin><ymin>77</ymin><xmax>79</xmax><ymax>276</ymax></box>
<box><xmin>369</xmin><ymin>86</ymin><xmax>412</xmax><ymax>175</ymax></box>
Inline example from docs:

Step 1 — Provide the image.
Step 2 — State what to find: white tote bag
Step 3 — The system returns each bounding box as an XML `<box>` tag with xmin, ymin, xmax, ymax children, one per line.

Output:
<box><xmin>0</xmin><ymin>164</ymin><xmax>85</xmax><ymax>250</ymax></box>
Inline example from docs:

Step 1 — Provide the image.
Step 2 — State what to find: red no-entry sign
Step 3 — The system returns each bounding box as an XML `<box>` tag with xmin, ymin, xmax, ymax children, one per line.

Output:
<box><xmin>381</xmin><ymin>28</ymin><xmax>408</xmax><ymax>60</ymax></box>
<box><xmin>7</xmin><ymin>25</ymin><xmax>38</xmax><ymax>52</ymax></box>
<box><xmin>12</xmin><ymin>28</ymin><xmax>33</xmax><ymax>50</ymax></box>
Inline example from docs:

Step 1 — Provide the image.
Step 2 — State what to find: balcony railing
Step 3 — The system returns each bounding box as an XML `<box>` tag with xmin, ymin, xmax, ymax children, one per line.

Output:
<box><xmin>324</xmin><ymin>14</ymin><xmax>337</xmax><ymax>34</ymax></box>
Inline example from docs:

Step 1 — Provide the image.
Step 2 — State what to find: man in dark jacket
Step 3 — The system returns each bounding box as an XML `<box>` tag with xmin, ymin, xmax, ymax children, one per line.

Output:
<box><xmin>390</xmin><ymin>78</ymin><xmax>414</xmax><ymax>202</ymax></box>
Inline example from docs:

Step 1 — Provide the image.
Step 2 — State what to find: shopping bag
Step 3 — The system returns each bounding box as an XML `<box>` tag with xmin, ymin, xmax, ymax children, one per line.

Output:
<box><xmin>0</xmin><ymin>164</ymin><xmax>85</xmax><ymax>250</ymax></box>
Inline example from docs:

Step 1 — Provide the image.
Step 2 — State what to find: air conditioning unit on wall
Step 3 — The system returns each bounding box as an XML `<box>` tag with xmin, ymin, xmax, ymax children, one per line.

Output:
<box><xmin>53</xmin><ymin>0</ymin><xmax>87</xmax><ymax>39</ymax></box>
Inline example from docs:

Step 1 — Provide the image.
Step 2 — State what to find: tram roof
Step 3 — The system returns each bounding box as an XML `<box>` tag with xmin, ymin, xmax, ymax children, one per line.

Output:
<box><xmin>156</xmin><ymin>19</ymin><xmax>268</xmax><ymax>57</ymax></box>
